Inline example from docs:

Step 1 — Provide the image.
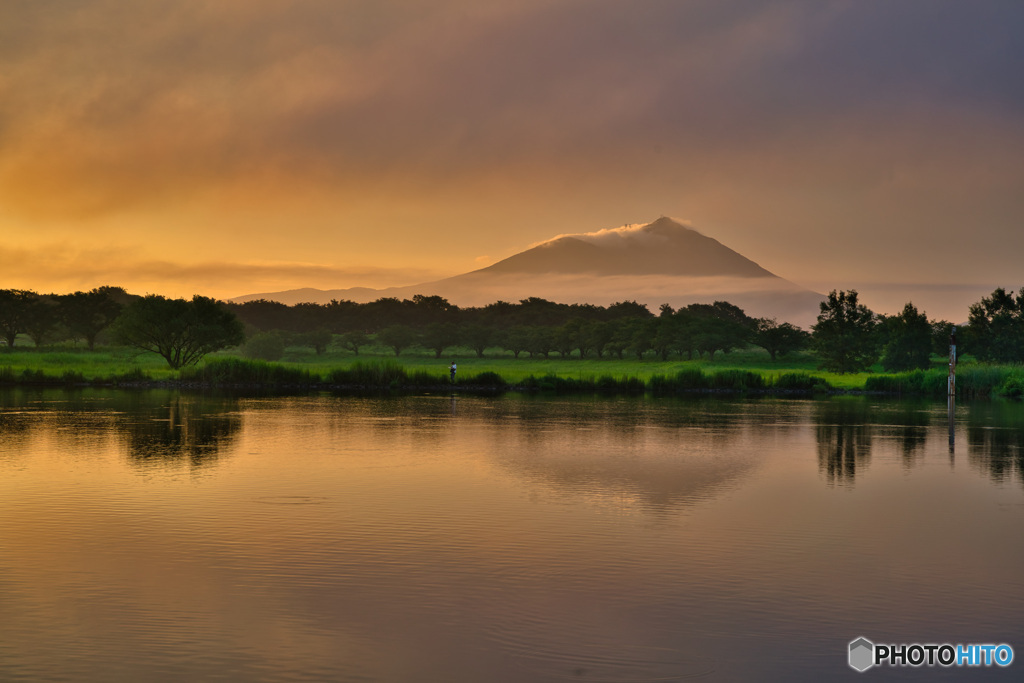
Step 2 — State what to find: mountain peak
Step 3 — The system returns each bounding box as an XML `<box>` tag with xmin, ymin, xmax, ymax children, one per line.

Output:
<box><xmin>641</xmin><ymin>215</ymin><xmax>697</xmax><ymax>234</ymax></box>
<box><xmin>477</xmin><ymin>218</ymin><xmax>772</xmax><ymax>278</ymax></box>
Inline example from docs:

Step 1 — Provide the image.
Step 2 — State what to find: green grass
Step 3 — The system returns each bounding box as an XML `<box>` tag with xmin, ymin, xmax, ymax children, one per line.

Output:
<box><xmin>0</xmin><ymin>346</ymin><xmax>174</xmax><ymax>382</ymax></box>
<box><xmin>0</xmin><ymin>339</ymin><xmax>1012</xmax><ymax>398</ymax></box>
<box><xmin>309</xmin><ymin>346</ymin><xmax>873</xmax><ymax>390</ymax></box>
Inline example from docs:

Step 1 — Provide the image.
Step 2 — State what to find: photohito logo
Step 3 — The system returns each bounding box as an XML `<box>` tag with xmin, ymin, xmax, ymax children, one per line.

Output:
<box><xmin>848</xmin><ymin>637</ymin><xmax>1014</xmax><ymax>672</ymax></box>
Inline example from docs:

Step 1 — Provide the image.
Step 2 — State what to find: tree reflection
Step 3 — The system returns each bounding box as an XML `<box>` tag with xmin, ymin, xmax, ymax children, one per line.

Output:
<box><xmin>874</xmin><ymin>402</ymin><xmax>930</xmax><ymax>468</ymax></box>
<box><xmin>966</xmin><ymin>402</ymin><xmax>1024</xmax><ymax>488</ymax></box>
<box><xmin>815</xmin><ymin>399</ymin><xmax>873</xmax><ymax>485</ymax></box>
<box><xmin>0</xmin><ymin>400</ymin><xmax>33</xmax><ymax>455</ymax></box>
<box><xmin>118</xmin><ymin>394</ymin><xmax>241</xmax><ymax>469</ymax></box>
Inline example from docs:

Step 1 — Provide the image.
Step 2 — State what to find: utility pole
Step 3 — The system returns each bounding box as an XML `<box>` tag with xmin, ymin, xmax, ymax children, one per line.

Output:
<box><xmin>948</xmin><ymin>326</ymin><xmax>956</xmax><ymax>455</ymax></box>
<box><xmin>948</xmin><ymin>327</ymin><xmax>957</xmax><ymax>396</ymax></box>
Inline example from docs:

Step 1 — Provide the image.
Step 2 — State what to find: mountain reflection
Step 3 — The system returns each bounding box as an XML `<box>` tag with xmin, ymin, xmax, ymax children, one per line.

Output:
<box><xmin>816</xmin><ymin>399</ymin><xmax>873</xmax><ymax>485</ymax></box>
<box><xmin>966</xmin><ymin>402</ymin><xmax>1024</xmax><ymax>488</ymax></box>
<box><xmin>488</xmin><ymin>397</ymin><xmax>755</xmax><ymax>514</ymax></box>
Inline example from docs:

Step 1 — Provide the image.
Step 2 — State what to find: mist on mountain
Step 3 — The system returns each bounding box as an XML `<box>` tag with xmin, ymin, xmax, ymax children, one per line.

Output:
<box><xmin>233</xmin><ymin>217</ymin><xmax>824</xmax><ymax>328</ymax></box>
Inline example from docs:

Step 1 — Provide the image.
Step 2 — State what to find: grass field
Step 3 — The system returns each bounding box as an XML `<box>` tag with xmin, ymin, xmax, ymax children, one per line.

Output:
<box><xmin>0</xmin><ymin>336</ymin><xmax>966</xmax><ymax>392</ymax></box>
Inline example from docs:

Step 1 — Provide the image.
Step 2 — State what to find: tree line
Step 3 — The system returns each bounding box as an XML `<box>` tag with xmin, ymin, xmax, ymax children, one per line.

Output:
<box><xmin>2</xmin><ymin>286</ymin><xmax>1024</xmax><ymax>372</ymax></box>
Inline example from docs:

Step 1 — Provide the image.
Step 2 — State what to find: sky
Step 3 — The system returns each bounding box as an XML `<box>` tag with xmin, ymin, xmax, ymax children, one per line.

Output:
<box><xmin>1</xmin><ymin>0</ymin><xmax>1022</xmax><ymax>321</ymax></box>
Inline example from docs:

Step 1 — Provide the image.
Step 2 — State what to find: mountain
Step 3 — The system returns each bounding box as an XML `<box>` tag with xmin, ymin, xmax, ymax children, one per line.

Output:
<box><xmin>478</xmin><ymin>216</ymin><xmax>774</xmax><ymax>278</ymax></box>
<box><xmin>232</xmin><ymin>217</ymin><xmax>825</xmax><ymax>327</ymax></box>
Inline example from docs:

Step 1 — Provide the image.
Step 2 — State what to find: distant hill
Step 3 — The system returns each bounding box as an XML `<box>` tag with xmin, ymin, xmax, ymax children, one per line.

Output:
<box><xmin>232</xmin><ymin>217</ymin><xmax>825</xmax><ymax>327</ymax></box>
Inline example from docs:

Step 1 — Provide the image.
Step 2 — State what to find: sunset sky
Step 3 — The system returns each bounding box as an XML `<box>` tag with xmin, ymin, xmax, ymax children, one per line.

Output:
<box><xmin>2</xmin><ymin>0</ymin><xmax>1022</xmax><ymax>321</ymax></box>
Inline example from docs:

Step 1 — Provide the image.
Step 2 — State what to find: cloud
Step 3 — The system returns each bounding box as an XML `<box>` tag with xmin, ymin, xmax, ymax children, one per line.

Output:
<box><xmin>533</xmin><ymin>217</ymin><xmax>702</xmax><ymax>249</ymax></box>
<box><xmin>0</xmin><ymin>244</ymin><xmax>446</xmax><ymax>298</ymax></box>
<box><xmin>0</xmin><ymin>0</ymin><xmax>1021</xmax><ymax>295</ymax></box>
<box><xmin>3</xmin><ymin>0</ymin><xmax>1020</xmax><ymax>220</ymax></box>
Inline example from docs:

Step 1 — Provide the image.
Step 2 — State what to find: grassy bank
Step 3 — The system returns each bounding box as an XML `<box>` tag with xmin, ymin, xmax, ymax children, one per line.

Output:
<box><xmin>1</xmin><ymin>343</ymin><xmax>1019</xmax><ymax>398</ymax></box>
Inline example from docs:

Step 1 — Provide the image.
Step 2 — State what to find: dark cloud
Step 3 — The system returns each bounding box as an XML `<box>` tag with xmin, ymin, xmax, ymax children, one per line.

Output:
<box><xmin>6</xmin><ymin>0</ymin><xmax>1020</xmax><ymax>205</ymax></box>
<box><xmin>0</xmin><ymin>1</ymin><xmax>1021</xmax><ymax>303</ymax></box>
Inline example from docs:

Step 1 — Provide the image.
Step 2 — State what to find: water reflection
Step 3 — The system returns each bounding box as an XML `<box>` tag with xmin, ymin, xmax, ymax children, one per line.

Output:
<box><xmin>815</xmin><ymin>399</ymin><xmax>873</xmax><ymax>485</ymax></box>
<box><xmin>875</xmin><ymin>402</ymin><xmax>931</xmax><ymax>468</ymax></box>
<box><xmin>967</xmin><ymin>401</ymin><xmax>1024</xmax><ymax>487</ymax></box>
<box><xmin>0</xmin><ymin>388</ymin><xmax>241</xmax><ymax>471</ymax></box>
<box><xmin>488</xmin><ymin>397</ymin><xmax>757</xmax><ymax>513</ymax></box>
<box><xmin>0</xmin><ymin>407</ymin><xmax>33</xmax><ymax>456</ymax></box>
<box><xmin>117</xmin><ymin>394</ymin><xmax>241</xmax><ymax>469</ymax></box>
<box><xmin>2</xmin><ymin>390</ymin><xmax>1024</xmax><ymax>682</ymax></box>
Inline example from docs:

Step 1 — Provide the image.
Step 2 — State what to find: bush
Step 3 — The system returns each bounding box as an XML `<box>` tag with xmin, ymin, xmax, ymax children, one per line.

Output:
<box><xmin>649</xmin><ymin>370</ymin><xmax>707</xmax><ymax>395</ymax></box>
<box><xmin>675</xmin><ymin>368</ymin><xmax>709</xmax><ymax>390</ymax></box>
<box><xmin>463</xmin><ymin>371</ymin><xmax>506</xmax><ymax>387</ymax></box>
<box><xmin>861</xmin><ymin>366</ymin><xmax>1024</xmax><ymax>399</ymax></box>
<box><xmin>108</xmin><ymin>367</ymin><xmax>152</xmax><ymax>383</ymax></box>
<box><xmin>327</xmin><ymin>360</ymin><xmax>407</xmax><ymax>386</ymax></box>
<box><xmin>957</xmin><ymin>366</ymin><xmax>1015</xmax><ymax>399</ymax></box>
<box><xmin>60</xmin><ymin>370</ymin><xmax>86</xmax><ymax>385</ymax></box>
<box><xmin>774</xmin><ymin>373</ymin><xmax>829</xmax><ymax>392</ymax></box>
<box><xmin>996</xmin><ymin>374</ymin><xmax>1024</xmax><ymax>399</ymax></box>
<box><xmin>243</xmin><ymin>332</ymin><xmax>286</xmax><ymax>361</ymax></box>
<box><xmin>20</xmin><ymin>369</ymin><xmax>48</xmax><ymax>382</ymax></box>
<box><xmin>180</xmin><ymin>358</ymin><xmax>315</xmax><ymax>384</ymax></box>
<box><xmin>710</xmin><ymin>370</ymin><xmax>764</xmax><ymax>391</ymax></box>
<box><xmin>408</xmin><ymin>370</ymin><xmax>443</xmax><ymax>387</ymax></box>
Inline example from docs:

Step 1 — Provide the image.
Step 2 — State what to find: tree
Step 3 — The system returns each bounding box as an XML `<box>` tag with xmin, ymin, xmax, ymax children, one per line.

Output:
<box><xmin>966</xmin><ymin>287</ymin><xmax>1024</xmax><ymax>363</ymax></box>
<box><xmin>526</xmin><ymin>326</ymin><xmax>555</xmax><ymax>358</ymax></box>
<box><xmin>685</xmin><ymin>302</ymin><xmax>752</xmax><ymax>360</ymax></box>
<box><xmin>503</xmin><ymin>326</ymin><xmax>532</xmax><ymax>359</ymax></box>
<box><xmin>879</xmin><ymin>303</ymin><xmax>933</xmax><ymax>372</ymax></box>
<box><xmin>558</xmin><ymin>318</ymin><xmax>592</xmax><ymax>359</ymax></box>
<box><xmin>421</xmin><ymin>322</ymin><xmax>458</xmax><ymax>359</ymax></box>
<box><xmin>24</xmin><ymin>295</ymin><xmax>64</xmax><ymax>347</ymax></box>
<box><xmin>377</xmin><ymin>325</ymin><xmax>417</xmax><ymax>357</ymax></box>
<box><xmin>753</xmin><ymin>318</ymin><xmax>810</xmax><ymax>361</ymax></box>
<box><xmin>295</xmin><ymin>328</ymin><xmax>332</xmax><ymax>355</ymax></box>
<box><xmin>584</xmin><ymin>320</ymin><xmax>613</xmax><ymax>359</ymax></box>
<box><xmin>691</xmin><ymin>317</ymin><xmax>747</xmax><ymax>360</ymax></box>
<box><xmin>650</xmin><ymin>316</ymin><xmax>679</xmax><ymax>360</ymax></box>
<box><xmin>930</xmin><ymin>320</ymin><xmax>959</xmax><ymax>359</ymax></box>
<box><xmin>112</xmin><ymin>295</ymin><xmax>245</xmax><ymax>369</ymax></box>
<box><xmin>811</xmin><ymin>290</ymin><xmax>879</xmax><ymax>373</ymax></box>
<box><xmin>605</xmin><ymin>319</ymin><xmax>639</xmax><ymax>359</ymax></box>
<box><xmin>340</xmin><ymin>330</ymin><xmax>369</xmax><ymax>355</ymax></box>
<box><xmin>553</xmin><ymin>323</ymin><xmax>576</xmax><ymax>358</ymax></box>
<box><xmin>410</xmin><ymin>294</ymin><xmax>456</xmax><ymax>326</ymax></box>
<box><xmin>460</xmin><ymin>323</ymin><xmax>493</xmax><ymax>358</ymax></box>
<box><xmin>231</xmin><ymin>298</ymin><xmax>295</xmax><ymax>331</ymax></box>
<box><xmin>0</xmin><ymin>289</ymin><xmax>36</xmax><ymax>348</ymax></box>
<box><xmin>627</xmin><ymin>319</ymin><xmax>657</xmax><ymax>359</ymax></box>
<box><xmin>605</xmin><ymin>300</ymin><xmax>652</xmax><ymax>320</ymax></box>
<box><xmin>58</xmin><ymin>288</ymin><xmax>123</xmax><ymax>350</ymax></box>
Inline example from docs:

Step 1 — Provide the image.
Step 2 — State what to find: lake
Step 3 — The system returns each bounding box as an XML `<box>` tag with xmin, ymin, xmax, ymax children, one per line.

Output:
<box><xmin>1</xmin><ymin>389</ymin><xmax>1022</xmax><ymax>681</ymax></box>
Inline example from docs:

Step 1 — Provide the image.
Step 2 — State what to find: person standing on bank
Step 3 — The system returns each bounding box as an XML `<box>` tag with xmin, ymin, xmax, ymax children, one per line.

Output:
<box><xmin>449</xmin><ymin>361</ymin><xmax>457</xmax><ymax>383</ymax></box>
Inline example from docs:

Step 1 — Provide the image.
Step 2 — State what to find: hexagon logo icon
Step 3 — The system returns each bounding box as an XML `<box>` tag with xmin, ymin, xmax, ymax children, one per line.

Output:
<box><xmin>849</xmin><ymin>637</ymin><xmax>875</xmax><ymax>672</ymax></box>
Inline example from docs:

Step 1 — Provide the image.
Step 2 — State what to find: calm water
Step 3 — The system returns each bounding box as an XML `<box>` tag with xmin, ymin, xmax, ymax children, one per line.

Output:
<box><xmin>1</xmin><ymin>389</ymin><xmax>1023</xmax><ymax>681</ymax></box>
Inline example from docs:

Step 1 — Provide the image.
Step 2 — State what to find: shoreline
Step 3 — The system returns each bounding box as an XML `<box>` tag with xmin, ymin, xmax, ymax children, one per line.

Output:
<box><xmin>0</xmin><ymin>376</ymin><xmax>973</xmax><ymax>400</ymax></box>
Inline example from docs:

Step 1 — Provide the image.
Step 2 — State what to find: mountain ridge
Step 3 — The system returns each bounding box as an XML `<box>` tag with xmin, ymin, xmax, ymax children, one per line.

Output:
<box><xmin>231</xmin><ymin>218</ymin><xmax>825</xmax><ymax>327</ymax></box>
